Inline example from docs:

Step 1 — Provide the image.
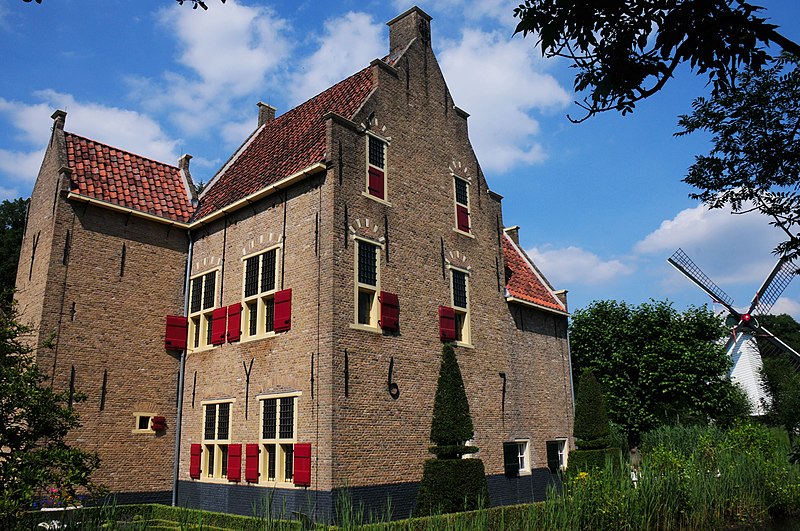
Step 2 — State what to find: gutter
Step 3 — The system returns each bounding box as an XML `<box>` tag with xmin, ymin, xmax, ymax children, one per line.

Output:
<box><xmin>66</xmin><ymin>192</ymin><xmax>191</xmax><ymax>228</ymax></box>
<box><xmin>171</xmin><ymin>230</ymin><xmax>193</xmax><ymax>506</ymax></box>
<box><xmin>505</xmin><ymin>295</ymin><xmax>570</xmax><ymax>317</ymax></box>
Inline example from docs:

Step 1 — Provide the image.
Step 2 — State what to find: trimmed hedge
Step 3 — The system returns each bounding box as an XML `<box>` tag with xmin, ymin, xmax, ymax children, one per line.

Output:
<box><xmin>414</xmin><ymin>458</ymin><xmax>489</xmax><ymax>517</ymax></box>
<box><xmin>567</xmin><ymin>447</ymin><xmax>623</xmax><ymax>474</ymax></box>
<box><xmin>22</xmin><ymin>503</ymin><xmax>302</xmax><ymax>531</ymax></box>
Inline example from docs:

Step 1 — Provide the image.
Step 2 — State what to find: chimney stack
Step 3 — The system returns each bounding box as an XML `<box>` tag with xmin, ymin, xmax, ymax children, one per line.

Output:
<box><xmin>257</xmin><ymin>102</ymin><xmax>276</xmax><ymax>127</ymax></box>
<box><xmin>387</xmin><ymin>6</ymin><xmax>432</xmax><ymax>55</ymax></box>
<box><xmin>51</xmin><ymin>109</ymin><xmax>67</xmax><ymax>130</ymax></box>
<box><xmin>504</xmin><ymin>226</ymin><xmax>520</xmax><ymax>246</ymax></box>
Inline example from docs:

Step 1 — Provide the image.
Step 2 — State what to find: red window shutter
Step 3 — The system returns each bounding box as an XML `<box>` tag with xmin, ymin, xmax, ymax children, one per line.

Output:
<box><xmin>189</xmin><ymin>444</ymin><xmax>202</xmax><ymax>479</ymax></box>
<box><xmin>227</xmin><ymin>444</ymin><xmax>242</xmax><ymax>482</ymax></box>
<box><xmin>165</xmin><ymin>315</ymin><xmax>188</xmax><ymax>350</ymax></box>
<box><xmin>151</xmin><ymin>416</ymin><xmax>166</xmax><ymax>432</ymax></box>
<box><xmin>379</xmin><ymin>291</ymin><xmax>399</xmax><ymax>331</ymax></box>
<box><xmin>368</xmin><ymin>167</ymin><xmax>385</xmax><ymax>200</ymax></box>
<box><xmin>274</xmin><ymin>289</ymin><xmax>292</xmax><ymax>332</ymax></box>
<box><xmin>456</xmin><ymin>204</ymin><xmax>470</xmax><ymax>233</ymax></box>
<box><xmin>227</xmin><ymin>303</ymin><xmax>242</xmax><ymax>342</ymax></box>
<box><xmin>211</xmin><ymin>307</ymin><xmax>227</xmax><ymax>345</ymax></box>
<box><xmin>293</xmin><ymin>443</ymin><xmax>312</xmax><ymax>487</ymax></box>
<box><xmin>439</xmin><ymin>305</ymin><xmax>456</xmax><ymax>341</ymax></box>
<box><xmin>245</xmin><ymin>443</ymin><xmax>260</xmax><ymax>483</ymax></box>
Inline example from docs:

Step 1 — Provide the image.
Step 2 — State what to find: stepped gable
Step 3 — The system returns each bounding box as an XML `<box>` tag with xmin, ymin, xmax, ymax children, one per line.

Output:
<box><xmin>194</xmin><ymin>66</ymin><xmax>375</xmax><ymax>220</ymax></box>
<box><xmin>502</xmin><ymin>232</ymin><xmax>566</xmax><ymax>313</ymax></box>
<box><xmin>65</xmin><ymin>132</ymin><xmax>193</xmax><ymax>223</ymax></box>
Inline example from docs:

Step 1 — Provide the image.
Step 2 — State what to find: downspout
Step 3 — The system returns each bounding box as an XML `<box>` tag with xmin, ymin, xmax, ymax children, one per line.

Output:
<box><xmin>172</xmin><ymin>229</ymin><xmax>193</xmax><ymax>506</ymax></box>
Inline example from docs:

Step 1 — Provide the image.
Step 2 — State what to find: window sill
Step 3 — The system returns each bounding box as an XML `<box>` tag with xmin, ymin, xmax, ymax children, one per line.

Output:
<box><xmin>257</xmin><ymin>480</ymin><xmax>300</xmax><ymax>489</ymax></box>
<box><xmin>454</xmin><ymin>340</ymin><xmax>474</xmax><ymax>349</ymax></box>
<box><xmin>452</xmin><ymin>227</ymin><xmax>475</xmax><ymax>239</ymax></box>
<box><xmin>240</xmin><ymin>332</ymin><xmax>277</xmax><ymax>344</ymax></box>
<box><xmin>189</xmin><ymin>345</ymin><xmax>216</xmax><ymax>354</ymax></box>
<box><xmin>349</xmin><ymin>323</ymin><xmax>382</xmax><ymax>334</ymax></box>
<box><xmin>131</xmin><ymin>429</ymin><xmax>155</xmax><ymax>435</ymax></box>
<box><xmin>361</xmin><ymin>191</ymin><xmax>393</xmax><ymax>207</ymax></box>
<box><xmin>196</xmin><ymin>477</ymin><xmax>232</xmax><ymax>484</ymax></box>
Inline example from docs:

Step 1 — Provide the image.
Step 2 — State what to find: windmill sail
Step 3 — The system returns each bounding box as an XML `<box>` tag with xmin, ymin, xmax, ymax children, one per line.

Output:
<box><xmin>668</xmin><ymin>248</ymin><xmax>737</xmax><ymax>314</ymax></box>
<box><xmin>750</xmin><ymin>257</ymin><xmax>796</xmax><ymax>316</ymax></box>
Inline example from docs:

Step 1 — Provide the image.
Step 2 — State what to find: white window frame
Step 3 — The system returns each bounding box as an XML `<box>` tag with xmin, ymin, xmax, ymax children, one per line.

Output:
<box><xmin>351</xmin><ymin>237</ymin><xmax>383</xmax><ymax>332</ymax></box>
<box><xmin>201</xmin><ymin>399</ymin><xmax>234</xmax><ymax>481</ymax></box>
<box><xmin>241</xmin><ymin>245</ymin><xmax>282</xmax><ymax>341</ymax></box>
<box><xmin>516</xmin><ymin>439</ymin><xmax>531</xmax><ymax>475</ymax></box>
<box><xmin>188</xmin><ymin>268</ymin><xmax>219</xmax><ymax>352</ymax></box>
<box><xmin>258</xmin><ymin>392</ymin><xmax>300</xmax><ymax>485</ymax></box>
<box><xmin>449</xmin><ymin>265</ymin><xmax>472</xmax><ymax>346</ymax></box>
<box><xmin>363</xmin><ymin>133</ymin><xmax>391</xmax><ymax>205</ymax></box>
<box><xmin>554</xmin><ymin>438</ymin><xmax>568</xmax><ymax>471</ymax></box>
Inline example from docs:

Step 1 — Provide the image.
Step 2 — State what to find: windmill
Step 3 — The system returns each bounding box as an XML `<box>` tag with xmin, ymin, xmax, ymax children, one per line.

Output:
<box><xmin>667</xmin><ymin>248</ymin><xmax>800</xmax><ymax>415</ymax></box>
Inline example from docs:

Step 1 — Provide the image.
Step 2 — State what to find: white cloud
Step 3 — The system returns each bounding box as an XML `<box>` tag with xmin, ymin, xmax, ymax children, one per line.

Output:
<box><xmin>768</xmin><ymin>297</ymin><xmax>800</xmax><ymax>320</ymax></box>
<box><xmin>129</xmin><ymin>1</ymin><xmax>291</xmax><ymax>135</ymax></box>
<box><xmin>635</xmin><ymin>204</ymin><xmax>785</xmax><ymax>285</ymax></box>
<box><xmin>438</xmin><ymin>28</ymin><xmax>570</xmax><ymax>173</ymax></box>
<box><xmin>288</xmin><ymin>12</ymin><xmax>384</xmax><ymax>105</ymax></box>
<box><xmin>527</xmin><ymin>245</ymin><xmax>635</xmax><ymax>286</ymax></box>
<box><xmin>0</xmin><ymin>91</ymin><xmax>181</xmax><ymax>190</ymax></box>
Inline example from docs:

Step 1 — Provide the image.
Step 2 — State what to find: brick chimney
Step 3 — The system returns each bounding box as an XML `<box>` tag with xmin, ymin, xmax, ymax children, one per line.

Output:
<box><xmin>387</xmin><ymin>6</ymin><xmax>432</xmax><ymax>54</ymax></box>
<box><xmin>51</xmin><ymin>109</ymin><xmax>67</xmax><ymax>130</ymax></box>
<box><xmin>504</xmin><ymin>226</ymin><xmax>520</xmax><ymax>246</ymax></box>
<box><xmin>257</xmin><ymin>102</ymin><xmax>276</xmax><ymax>127</ymax></box>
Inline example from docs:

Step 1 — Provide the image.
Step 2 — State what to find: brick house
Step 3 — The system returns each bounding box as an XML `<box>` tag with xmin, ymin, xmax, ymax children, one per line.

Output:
<box><xmin>15</xmin><ymin>7</ymin><xmax>574</xmax><ymax>520</ymax></box>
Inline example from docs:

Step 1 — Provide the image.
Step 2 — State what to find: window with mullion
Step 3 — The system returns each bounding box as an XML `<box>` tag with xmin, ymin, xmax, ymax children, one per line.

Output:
<box><xmin>259</xmin><ymin>394</ymin><xmax>298</xmax><ymax>484</ymax></box>
<box><xmin>189</xmin><ymin>270</ymin><xmax>217</xmax><ymax>350</ymax></box>
<box><xmin>368</xmin><ymin>136</ymin><xmax>385</xmax><ymax>169</ymax></box>
<box><xmin>450</xmin><ymin>267</ymin><xmax>471</xmax><ymax>344</ymax></box>
<box><xmin>201</xmin><ymin>401</ymin><xmax>232</xmax><ymax>480</ymax></box>
<box><xmin>242</xmin><ymin>248</ymin><xmax>280</xmax><ymax>339</ymax></box>
<box><xmin>355</xmin><ymin>239</ymin><xmax>380</xmax><ymax>328</ymax></box>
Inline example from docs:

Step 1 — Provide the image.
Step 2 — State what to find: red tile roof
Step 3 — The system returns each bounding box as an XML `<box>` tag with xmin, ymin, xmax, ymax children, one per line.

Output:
<box><xmin>65</xmin><ymin>132</ymin><xmax>193</xmax><ymax>223</ymax></box>
<box><xmin>194</xmin><ymin>66</ymin><xmax>375</xmax><ymax>220</ymax></box>
<box><xmin>502</xmin><ymin>232</ymin><xmax>566</xmax><ymax>314</ymax></box>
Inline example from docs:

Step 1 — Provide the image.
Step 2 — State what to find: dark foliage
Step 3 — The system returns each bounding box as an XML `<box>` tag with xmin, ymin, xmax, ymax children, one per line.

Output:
<box><xmin>429</xmin><ymin>344</ymin><xmax>475</xmax><ymax>458</ymax></box>
<box><xmin>0</xmin><ymin>198</ymin><xmax>27</xmax><ymax>303</ymax></box>
<box><xmin>414</xmin><ymin>459</ymin><xmax>488</xmax><ymax>517</ymax></box>
<box><xmin>678</xmin><ymin>55</ymin><xmax>800</xmax><ymax>262</ymax></box>
<box><xmin>514</xmin><ymin>0</ymin><xmax>800</xmax><ymax>122</ymax></box>
<box><xmin>0</xmin><ymin>302</ymin><xmax>102</xmax><ymax>526</ymax></box>
<box><xmin>573</xmin><ymin>369</ymin><xmax>610</xmax><ymax>450</ymax></box>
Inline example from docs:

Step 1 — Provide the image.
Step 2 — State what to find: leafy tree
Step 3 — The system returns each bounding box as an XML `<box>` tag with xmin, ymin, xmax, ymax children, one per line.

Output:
<box><xmin>677</xmin><ymin>55</ymin><xmax>800</xmax><ymax>260</ymax></box>
<box><xmin>755</xmin><ymin>314</ymin><xmax>800</xmax><ymax>444</ymax></box>
<box><xmin>569</xmin><ymin>300</ymin><xmax>748</xmax><ymax>444</ymax></box>
<box><xmin>416</xmin><ymin>344</ymin><xmax>487</xmax><ymax>516</ymax></box>
<box><xmin>514</xmin><ymin>0</ymin><xmax>800</xmax><ymax>121</ymax></box>
<box><xmin>0</xmin><ymin>302</ymin><xmax>102</xmax><ymax>527</ymax></box>
<box><xmin>0</xmin><ymin>198</ymin><xmax>28</xmax><ymax>303</ymax></box>
<box><xmin>573</xmin><ymin>369</ymin><xmax>610</xmax><ymax>450</ymax></box>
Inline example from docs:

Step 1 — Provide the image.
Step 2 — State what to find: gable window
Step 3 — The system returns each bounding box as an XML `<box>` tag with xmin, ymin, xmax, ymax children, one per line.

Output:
<box><xmin>188</xmin><ymin>270</ymin><xmax>218</xmax><ymax>351</ymax></box>
<box><xmin>354</xmin><ymin>239</ymin><xmax>381</xmax><ymax>329</ymax></box>
<box><xmin>243</xmin><ymin>247</ymin><xmax>280</xmax><ymax>340</ymax></box>
<box><xmin>451</xmin><ymin>267</ymin><xmax>471</xmax><ymax>345</ymax></box>
<box><xmin>260</xmin><ymin>394</ymin><xmax>298</xmax><ymax>484</ymax></box>
<box><xmin>454</xmin><ymin>176</ymin><xmax>470</xmax><ymax>233</ymax></box>
<box><xmin>202</xmin><ymin>401</ymin><xmax>232</xmax><ymax>480</ymax></box>
<box><xmin>366</xmin><ymin>135</ymin><xmax>388</xmax><ymax>201</ymax></box>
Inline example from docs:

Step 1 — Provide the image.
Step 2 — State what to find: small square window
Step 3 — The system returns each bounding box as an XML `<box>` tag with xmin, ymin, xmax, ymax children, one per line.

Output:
<box><xmin>138</xmin><ymin>415</ymin><xmax>151</xmax><ymax>431</ymax></box>
<box><xmin>133</xmin><ymin>412</ymin><xmax>156</xmax><ymax>434</ymax></box>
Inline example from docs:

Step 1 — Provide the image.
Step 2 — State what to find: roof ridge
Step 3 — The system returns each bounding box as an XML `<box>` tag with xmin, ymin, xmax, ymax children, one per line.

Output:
<box><xmin>64</xmin><ymin>131</ymin><xmax>180</xmax><ymax>171</ymax></box>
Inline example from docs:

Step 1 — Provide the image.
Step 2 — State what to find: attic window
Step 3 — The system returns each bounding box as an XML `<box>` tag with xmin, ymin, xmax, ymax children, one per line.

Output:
<box><xmin>366</xmin><ymin>135</ymin><xmax>388</xmax><ymax>201</ymax></box>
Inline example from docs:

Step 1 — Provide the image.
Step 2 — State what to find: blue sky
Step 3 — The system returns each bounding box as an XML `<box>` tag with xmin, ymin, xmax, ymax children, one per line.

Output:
<box><xmin>2</xmin><ymin>0</ymin><xmax>800</xmax><ymax>319</ymax></box>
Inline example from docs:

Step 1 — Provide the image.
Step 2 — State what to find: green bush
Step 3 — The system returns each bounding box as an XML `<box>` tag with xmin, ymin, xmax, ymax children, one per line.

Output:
<box><xmin>414</xmin><ymin>458</ymin><xmax>489</xmax><ymax>517</ymax></box>
<box><xmin>567</xmin><ymin>448</ymin><xmax>623</xmax><ymax>474</ymax></box>
<box><xmin>573</xmin><ymin>369</ymin><xmax>611</xmax><ymax>449</ymax></box>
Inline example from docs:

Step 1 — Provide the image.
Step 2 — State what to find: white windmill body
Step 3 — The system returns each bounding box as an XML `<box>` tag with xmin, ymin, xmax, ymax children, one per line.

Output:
<box><xmin>668</xmin><ymin>248</ymin><xmax>800</xmax><ymax>415</ymax></box>
<box><xmin>727</xmin><ymin>332</ymin><xmax>768</xmax><ymax>415</ymax></box>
